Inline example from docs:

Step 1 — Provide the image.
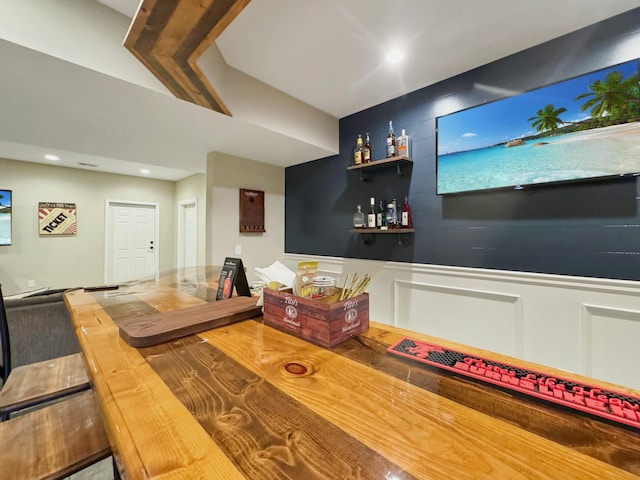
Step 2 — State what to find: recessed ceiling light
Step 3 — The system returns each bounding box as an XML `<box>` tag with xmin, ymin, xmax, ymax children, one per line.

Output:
<box><xmin>385</xmin><ymin>48</ymin><xmax>405</xmax><ymax>65</ymax></box>
<box><xmin>45</xmin><ymin>154</ymin><xmax>60</xmax><ymax>161</ymax></box>
<box><xmin>140</xmin><ymin>169</ymin><xmax>150</xmax><ymax>174</ymax></box>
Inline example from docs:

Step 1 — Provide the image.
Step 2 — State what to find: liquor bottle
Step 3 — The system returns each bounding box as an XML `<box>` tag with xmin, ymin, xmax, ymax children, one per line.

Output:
<box><xmin>367</xmin><ymin>197</ymin><xmax>377</xmax><ymax>228</ymax></box>
<box><xmin>386</xmin><ymin>201</ymin><xmax>396</xmax><ymax>228</ymax></box>
<box><xmin>386</xmin><ymin>121</ymin><xmax>396</xmax><ymax>158</ymax></box>
<box><xmin>376</xmin><ymin>200</ymin><xmax>385</xmax><ymax>228</ymax></box>
<box><xmin>391</xmin><ymin>198</ymin><xmax>398</xmax><ymax>227</ymax></box>
<box><xmin>353</xmin><ymin>134</ymin><xmax>363</xmax><ymax>165</ymax></box>
<box><xmin>401</xmin><ymin>195</ymin><xmax>413</xmax><ymax>228</ymax></box>
<box><xmin>363</xmin><ymin>133</ymin><xmax>372</xmax><ymax>163</ymax></box>
<box><xmin>352</xmin><ymin>204</ymin><xmax>365</xmax><ymax>228</ymax></box>
<box><xmin>397</xmin><ymin>129</ymin><xmax>410</xmax><ymax>158</ymax></box>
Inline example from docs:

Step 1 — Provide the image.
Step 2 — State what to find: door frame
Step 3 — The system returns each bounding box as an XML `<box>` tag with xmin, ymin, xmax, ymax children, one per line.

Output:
<box><xmin>177</xmin><ymin>198</ymin><xmax>198</xmax><ymax>268</ymax></box>
<box><xmin>104</xmin><ymin>199</ymin><xmax>160</xmax><ymax>283</ymax></box>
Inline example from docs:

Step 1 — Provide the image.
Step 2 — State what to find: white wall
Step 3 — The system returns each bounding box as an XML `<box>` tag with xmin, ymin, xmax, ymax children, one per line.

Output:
<box><xmin>0</xmin><ymin>158</ymin><xmax>176</xmax><ymax>294</ymax></box>
<box><xmin>206</xmin><ymin>152</ymin><xmax>284</xmax><ymax>284</ymax></box>
<box><xmin>284</xmin><ymin>253</ymin><xmax>640</xmax><ymax>391</ymax></box>
<box><xmin>175</xmin><ymin>173</ymin><xmax>207</xmax><ymax>266</ymax></box>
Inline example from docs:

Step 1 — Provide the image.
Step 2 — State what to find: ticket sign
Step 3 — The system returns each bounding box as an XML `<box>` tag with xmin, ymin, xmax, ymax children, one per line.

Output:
<box><xmin>216</xmin><ymin>257</ymin><xmax>251</xmax><ymax>300</ymax></box>
<box><xmin>38</xmin><ymin>202</ymin><xmax>77</xmax><ymax>236</ymax></box>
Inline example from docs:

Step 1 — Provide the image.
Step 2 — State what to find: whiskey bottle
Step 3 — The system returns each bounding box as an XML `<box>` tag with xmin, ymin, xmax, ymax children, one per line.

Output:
<box><xmin>401</xmin><ymin>195</ymin><xmax>413</xmax><ymax>228</ymax></box>
<box><xmin>352</xmin><ymin>204</ymin><xmax>365</xmax><ymax>228</ymax></box>
<box><xmin>354</xmin><ymin>134</ymin><xmax>363</xmax><ymax>165</ymax></box>
<box><xmin>367</xmin><ymin>197</ymin><xmax>376</xmax><ymax>228</ymax></box>
<box><xmin>363</xmin><ymin>133</ymin><xmax>372</xmax><ymax>163</ymax></box>
<box><xmin>386</xmin><ymin>121</ymin><xmax>396</xmax><ymax>158</ymax></box>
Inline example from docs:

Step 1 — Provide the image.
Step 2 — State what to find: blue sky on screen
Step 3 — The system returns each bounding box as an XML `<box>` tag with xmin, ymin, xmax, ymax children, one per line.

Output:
<box><xmin>0</xmin><ymin>190</ymin><xmax>11</xmax><ymax>208</ymax></box>
<box><xmin>437</xmin><ymin>60</ymin><xmax>639</xmax><ymax>155</ymax></box>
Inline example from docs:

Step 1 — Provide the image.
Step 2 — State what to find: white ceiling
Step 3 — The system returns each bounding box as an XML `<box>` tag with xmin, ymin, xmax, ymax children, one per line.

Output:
<box><xmin>216</xmin><ymin>0</ymin><xmax>640</xmax><ymax>118</ymax></box>
<box><xmin>3</xmin><ymin>0</ymin><xmax>640</xmax><ymax>180</ymax></box>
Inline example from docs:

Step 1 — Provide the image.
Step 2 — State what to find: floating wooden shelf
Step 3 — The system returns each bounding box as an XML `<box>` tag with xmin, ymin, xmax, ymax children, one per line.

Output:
<box><xmin>349</xmin><ymin>228</ymin><xmax>414</xmax><ymax>234</ymax></box>
<box><xmin>350</xmin><ymin>227</ymin><xmax>414</xmax><ymax>246</ymax></box>
<box><xmin>347</xmin><ymin>156</ymin><xmax>412</xmax><ymax>181</ymax></box>
<box><xmin>347</xmin><ymin>155</ymin><xmax>412</xmax><ymax>171</ymax></box>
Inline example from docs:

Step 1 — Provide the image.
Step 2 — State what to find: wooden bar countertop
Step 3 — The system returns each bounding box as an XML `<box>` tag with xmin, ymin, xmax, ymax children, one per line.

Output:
<box><xmin>64</xmin><ymin>266</ymin><xmax>640</xmax><ymax>480</ymax></box>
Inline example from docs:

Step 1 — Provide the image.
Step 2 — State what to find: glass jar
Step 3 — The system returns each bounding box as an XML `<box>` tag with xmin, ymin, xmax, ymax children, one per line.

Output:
<box><xmin>311</xmin><ymin>276</ymin><xmax>336</xmax><ymax>299</ymax></box>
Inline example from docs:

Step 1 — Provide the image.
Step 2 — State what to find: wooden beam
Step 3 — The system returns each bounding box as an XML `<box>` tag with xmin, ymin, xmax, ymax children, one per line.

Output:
<box><xmin>125</xmin><ymin>0</ymin><xmax>252</xmax><ymax>116</ymax></box>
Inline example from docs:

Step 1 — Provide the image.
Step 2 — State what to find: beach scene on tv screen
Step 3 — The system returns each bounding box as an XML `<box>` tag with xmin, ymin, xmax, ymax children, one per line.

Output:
<box><xmin>437</xmin><ymin>59</ymin><xmax>640</xmax><ymax>194</ymax></box>
<box><xmin>0</xmin><ymin>190</ymin><xmax>11</xmax><ymax>246</ymax></box>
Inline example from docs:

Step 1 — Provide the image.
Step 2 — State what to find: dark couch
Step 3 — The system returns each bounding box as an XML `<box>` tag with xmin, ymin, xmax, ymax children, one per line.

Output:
<box><xmin>4</xmin><ymin>289</ymin><xmax>81</xmax><ymax>367</ymax></box>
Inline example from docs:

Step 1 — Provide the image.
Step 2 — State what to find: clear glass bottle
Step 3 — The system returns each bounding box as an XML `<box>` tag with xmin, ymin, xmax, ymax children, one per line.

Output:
<box><xmin>397</xmin><ymin>129</ymin><xmax>410</xmax><ymax>158</ymax></box>
<box><xmin>401</xmin><ymin>195</ymin><xmax>413</xmax><ymax>228</ymax></box>
<box><xmin>386</xmin><ymin>121</ymin><xmax>396</xmax><ymax>158</ymax></box>
<box><xmin>352</xmin><ymin>204</ymin><xmax>365</xmax><ymax>228</ymax></box>
<box><xmin>386</xmin><ymin>201</ymin><xmax>396</xmax><ymax>228</ymax></box>
<box><xmin>391</xmin><ymin>198</ymin><xmax>399</xmax><ymax>228</ymax></box>
<box><xmin>353</xmin><ymin>134</ymin><xmax>363</xmax><ymax>165</ymax></box>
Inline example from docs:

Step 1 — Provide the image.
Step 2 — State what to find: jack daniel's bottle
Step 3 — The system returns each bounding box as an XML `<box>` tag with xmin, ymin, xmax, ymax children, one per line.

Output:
<box><xmin>363</xmin><ymin>133</ymin><xmax>372</xmax><ymax>163</ymax></box>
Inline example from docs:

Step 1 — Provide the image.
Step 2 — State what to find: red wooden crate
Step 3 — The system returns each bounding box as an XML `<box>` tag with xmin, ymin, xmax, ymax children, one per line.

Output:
<box><xmin>262</xmin><ymin>289</ymin><xmax>369</xmax><ymax>348</ymax></box>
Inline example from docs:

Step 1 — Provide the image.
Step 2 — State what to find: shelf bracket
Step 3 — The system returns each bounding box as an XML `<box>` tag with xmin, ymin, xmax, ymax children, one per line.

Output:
<box><xmin>359</xmin><ymin>169</ymin><xmax>368</xmax><ymax>182</ymax></box>
<box><xmin>396</xmin><ymin>162</ymin><xmax>404</xmax><ymax>176</ymax></box>
<box><xmin>397</xmin><ymin>234</ymin><xmax>409</xmax><ymax>246</ymax></box>
<box><xmin>360</xmin><ymin>233</ymin><xmax>373</xmax><ymax>245</ymax></box>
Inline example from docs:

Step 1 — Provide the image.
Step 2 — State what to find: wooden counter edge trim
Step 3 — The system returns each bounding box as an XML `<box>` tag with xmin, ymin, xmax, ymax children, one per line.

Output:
<box><xmin>64</xmin><ymin>290</ymin><xmax>246</xmax><ymax>480</ymax></box>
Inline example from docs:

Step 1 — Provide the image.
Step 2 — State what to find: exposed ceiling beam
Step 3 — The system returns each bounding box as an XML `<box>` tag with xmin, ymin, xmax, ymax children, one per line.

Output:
<box><xmin>124</xmin><ymin>0</ymin><xmax>251</xmax><ymax>116</ymax></box>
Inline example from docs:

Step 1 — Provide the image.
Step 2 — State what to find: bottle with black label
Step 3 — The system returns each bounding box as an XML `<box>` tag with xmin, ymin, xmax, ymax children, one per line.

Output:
<box><xmin>367</xmin><ymin>197</ymin><xmax>377</xmax><ymax>228</ymax></box>
<box><xmin>363</xmin><ymin>132</ymin><xmax>372</xmax><ymax>163</ymax></box>
<box><xmin>386</xmin><ymin>121</ymin><xmax>396</xmax><ymax>158</ymax></box>
<box><xmin>376</xmin><ymin>200</ymin><xmax>385</xmax><ymax>228</ymax></box>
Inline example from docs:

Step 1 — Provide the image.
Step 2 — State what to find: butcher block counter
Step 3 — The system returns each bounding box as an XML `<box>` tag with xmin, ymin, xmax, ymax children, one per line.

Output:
<box><xmin>63</xmin><ymin>266</ymin><xmax>640</xmax><ymax>479</ymax></box>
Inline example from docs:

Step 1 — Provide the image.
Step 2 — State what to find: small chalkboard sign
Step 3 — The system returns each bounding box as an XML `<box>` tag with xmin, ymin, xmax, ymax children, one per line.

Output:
<box><xmin>216</xmin><ymin>257</ymin><xmax>251</xmax><ymax>300</ymax></box>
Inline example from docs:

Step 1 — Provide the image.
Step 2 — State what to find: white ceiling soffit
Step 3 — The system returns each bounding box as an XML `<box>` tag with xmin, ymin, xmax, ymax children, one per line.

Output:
<box><xmin>0</xmin><ymin>38</ymin><xmax>335</xmax><ymax>178</ymax></box>
<box><xmin>216</xmin><ymin>0</ymin><xmax>640</xmax><ymax>117</ymax></box>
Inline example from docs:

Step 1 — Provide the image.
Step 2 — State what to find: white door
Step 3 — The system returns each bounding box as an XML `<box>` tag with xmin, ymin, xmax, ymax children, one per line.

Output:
<box><xmin>105</xmin><ymin>201</ymin><xmax>158</xmax><ymax>283</ymax></box>
<box><xmin>178</xmin><ymin>199</ymin><xmax>198</xmax><ymax>268</ymax></box>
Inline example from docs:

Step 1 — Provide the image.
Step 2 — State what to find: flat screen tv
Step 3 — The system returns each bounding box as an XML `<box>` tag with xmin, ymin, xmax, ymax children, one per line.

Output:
<box><xmin>0</xmin><ymin>189</ymin><xmax>12</xmax><ymax>246</ymax></box>
<box><xmin>436</xmin><ymin>59</ymin><xmax>640</xmax><ymax>195</ymax></box>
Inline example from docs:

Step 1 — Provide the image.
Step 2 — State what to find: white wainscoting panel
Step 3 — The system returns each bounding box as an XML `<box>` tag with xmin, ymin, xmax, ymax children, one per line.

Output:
<box><xmin>582</xmin><ymin>304</ymin><xmax>640</xmax><ymax>390</ymax></box>
<box><xmin>283</xmin><ymin>253</ymin><xmax>640</xmax><ymax>390</ymax></box>
<box><xmin>393</xmin><ymin>280</ymin><xmax>522</xmax><ymax>358</ymax></box>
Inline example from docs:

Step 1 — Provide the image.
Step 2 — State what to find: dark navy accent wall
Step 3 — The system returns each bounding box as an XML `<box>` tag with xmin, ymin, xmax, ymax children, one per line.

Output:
<box><xmin>285</xmin><ymin>9</ymin><xmax>640</xmax><ymax>281</ymax></box>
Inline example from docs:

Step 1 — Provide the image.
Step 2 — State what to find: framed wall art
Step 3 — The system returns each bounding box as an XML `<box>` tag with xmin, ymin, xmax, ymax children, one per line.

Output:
<box><xmin>38</xmin><ymin>202</ymin><xmax>77</xmax><ymax>236</ymax></box>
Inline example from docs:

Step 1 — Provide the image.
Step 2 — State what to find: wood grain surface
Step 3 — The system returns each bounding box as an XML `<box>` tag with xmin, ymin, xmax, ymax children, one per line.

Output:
<box><xmin>119</xmin><ymin>296</ymin><xmax>262</xmax><ymax>347</ymax></box>
<box><xmin>64</xmin><ymin>267</ymin><xmax>640</xmax><ymax>480</ymax></box>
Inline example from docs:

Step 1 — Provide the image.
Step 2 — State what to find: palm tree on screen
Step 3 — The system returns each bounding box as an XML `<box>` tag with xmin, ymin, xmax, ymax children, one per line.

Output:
<box><xmin>575</xmin><ymin>70</ymin><xmax>639</xmax><ymax>120</ymax></box>
<box><xmin>528</xmin><ymin>104</ymin><xmax>568</xmax><ymax>132</ymax></box>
